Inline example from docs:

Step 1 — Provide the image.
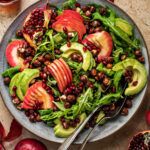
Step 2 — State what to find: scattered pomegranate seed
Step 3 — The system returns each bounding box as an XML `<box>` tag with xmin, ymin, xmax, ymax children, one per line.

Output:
<box><xmin>83</xmin><ymin>46</ymin><xmax>87</xmax><ymax>52</ymax></box>
<box><xmin>90</xmin><ymin>84</ymin><xmax>93</xmax><ymax>88</ymax></box>
<box><xmin>75</xmin><ymin>118</ymin><xmax>80</xmax><ymax>123</ymax></box>
<box><xmin>71</xmin><ymin>70</ymin><xmax>75</xmax><ymax>74</ymax></box>
<box><xmin>71</xmin><ymin>83</ymin><xmax>75</xmax><ymax>86</ymax></box>
<box><xmin>78</xmin><ymin>40</ymin><xmax>82</xmax><ymax>43</ymax></box>
<box><xmin>40</xmin><ymin>72</ymin><xmax>43</xmax><ymax>78</ymax></box>
<box><xmin>109</xmin><ymin>89</ymin><xmax>112</xmax><ymax>93</ymax></box>
<box><xmin>63</xmin><ymin>27</ymin><xmax>68</xmax><ymax>33</ymax></box>
<box><xmin>12</xmin><ymin>94</ymin><xmax>16</xmax><ymax>98</ymax></box>
<box><xmin>46</xmin><ymin>86</ymin><xmax>50</xmax><ymax>91</ymax></box>
<box><xmin>42</xmin><ymin>83</ymin><xmax>46</xmax><ymax>88</ymax></box>
<box><xmin>79</xmin><ymin>82</ymin><xmax>83</xmax><ymax>87</ymax></box>
<box><xmin>112</xmin><ymin>86</ymin><xmax>116</xmax><ymax>93</ymax></box>
<box><xmin>55</xmin><ymin>98</ymin><xmax>60</xmax><ymax>102</ymax></box>
<box><xmin>102</xmin><ymin>85</ymin><xmax>106</xmax><ymax>90</ymax></box>
<box><xmin>88</xmin><ymin>46</ymin><xmax>92</xmax><ymax>51</ymax></box>
<box><xmin>35</xmin><ymin>100</ymin><xmax>39</xmax><ymax>105</ymax></box>
<box><xmin>103</xmin><ymin>60</ymin><xmax>107</xmax><ymax>65</ymax></box>
<box><xmin>133</xmin><ymin>81</ymin><xmax>138</xmax><ymax>86</ymax></box>
<box><xmin>67</xmin><ymin>41</ymin><xmax>71</xmax><ymax>47</ymax></box>
<box><xmin>12</xmin><ymin>86</ymin><xmax>17</xmax><ymax>91</ymax></box>
<box><xmin>23</xmin><ymin>60</ymin><xmax>28</xmax><ymax>65</ymax></box>
<box><xmin>75</xmin><ymin>3</ymin><xmax>80</xmax><ymax>7</ymax></box>
<box><xmin>61</xmin><ymin>118</ymin><xmax>65</xmax><ymax>122</ymax></box>
<box><xmin>79</xmin><ymin>87</ymin><xmax>83</xmax><ymax>90</ymax></box>
<box><xmin>67</xmin><ymin>88</ymin><xmax>71</xmax><ymax>93</ymax></box>
<box><xmin>109</xmin><ymin>0</ymin><xmax>114</xmax><ymax>2</ymax></box>
<box><xmin>97</xmin><ymin>49</ymin><xmax>101</xmax><ymax>52</ymax></box>
<box><xmin>42</xmin><ymin>79</ymin><xmax>46</xmax><ymax>83</ymax></box>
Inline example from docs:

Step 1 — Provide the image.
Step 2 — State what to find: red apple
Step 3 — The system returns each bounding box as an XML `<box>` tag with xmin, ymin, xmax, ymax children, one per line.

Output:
<box><xmin>82</xmin><ymin>31</ymin><xmax>113</xmax><ymax>61</ymax></box>
<box><xmin>6</xmin><ymin>40</ymin><xmax>29</xmax><ymax>71</ymax></box>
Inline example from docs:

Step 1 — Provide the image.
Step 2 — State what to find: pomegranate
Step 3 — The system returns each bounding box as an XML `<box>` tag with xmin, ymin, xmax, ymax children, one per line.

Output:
<box><xmin>128</xmin><ymin>130</ymin><xmax>150</xmax><ymax>150</ymax></box>
<box><xmin>23</xmin><ymin>6</ymin><xmax>52</xmax><ymax>48</ymax></box>
<box><xmin>14</xmin><ymin>139</ymin><xmax>47</xmax><ymax>150</ymax></box>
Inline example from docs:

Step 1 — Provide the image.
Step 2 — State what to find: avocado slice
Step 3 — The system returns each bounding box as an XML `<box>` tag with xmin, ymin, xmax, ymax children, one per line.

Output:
<box><xmin>113</xmin><ymin>58</ymin><xmax>147</xmax><ymax>96</ymax></box>
<box><xmin>20</xmin><ymin>69</ymin><xmax>40</xmax><ymax>95</ymax></box>
<box><xmin>16</xmin><ymin>72</ymin><xmax>26</xmax><ymax>101</ymax></box>
<box><xmin>9</xmin><ymin>72</ymin><xmax>21</xmax><ymax>96</ymax></box>
<box><xmin>60</xmin><ymin>42</ymin><xmax>91</xmax><ymax>71</ymax></box>
<box><xmin>115</xmin><ymin>18</ymin><xmax>133</xmax><ymax>36</ymax></box>
<box><xmin>54</xmin><ymin>113</ymin><xmax>87</xmax><ymax>138</ymax></box>
<box><xmin>96</xmin><ymin>111</ymin><xmax>106</xmax><ymax>125</ymax></box>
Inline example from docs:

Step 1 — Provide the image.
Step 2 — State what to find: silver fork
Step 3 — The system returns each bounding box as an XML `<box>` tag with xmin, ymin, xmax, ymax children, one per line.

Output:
<box><xmin>58</xmin><ymin>84</ymin><xmax>127</xmax><ymax>150</ymax></box>
<box><xmin>79</xmin><ymin>96</ymin><xmax>127</xmax><ymax>150</ymax></box>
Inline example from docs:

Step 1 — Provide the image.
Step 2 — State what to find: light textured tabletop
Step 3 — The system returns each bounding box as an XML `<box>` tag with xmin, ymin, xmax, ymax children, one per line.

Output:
<box><xmin>0</xmin><ymin>0</ymin><xmax>150</xmax><ymax>150</ymax></box>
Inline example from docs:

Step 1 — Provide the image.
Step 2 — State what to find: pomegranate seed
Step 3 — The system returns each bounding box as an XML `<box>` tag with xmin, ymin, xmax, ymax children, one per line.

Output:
<box><xmin>71</xmin><ymin>83</ymin><xmax>75</xmax><ymax>86</ymax></box>
<box><xmin>61</xmin><ymin>118</ymin><xmax>65</xmax><ymax>122</ymax></box>
<box><xmin>63</xmin><ymin>27</ymin><xmax>68</xmax><ymax>33</ymax></box>
<box><xmin>75</xmin><ymin>118</ymin><xmax>80</xmax><ymax>123</ymax></box>
<box><xmin>97</xmin><ymin>49</ymin><xmax>101</xmax><ymax>52</ymax></box>
<box><xmin>55</xmin><ymin>98</ymin><xmax>60</xmax><ymax>102</ymax></box>
<box><xmin>109</xmin><ymin>0</ymin><xmax>114</xmax><ymax>2</ymax></box>
<box><xmin>109</xmin><ymin>89</ymin><xmax>112</xmax><ymax>93</ymax></box>
<box><xmin>42</xmin><ymin>79</ymin><xmax>46</xmax><ymax>83</ymax></box>
<box><xmin>12</xmin><ymin>94</ymin><xmax>16</xmax><ymax>98</ymax></box>
<box><xmin>35</xmin><ymin>100</ymin><xmax>39</xmax><ymax>105</ymax></box>
<box><xmin>46</xmin><ymin>86</ymin><xmax>50</xmax><ymax>90</ymax></box>
<box><xmin>37</xmin><ymin>106</ymin><xmax>40</xmax><ymax>110</ymax></box>
<box><xmin>79</xmin><ymin>87</ymin><xmax>83</xmax><ymax>90</ymax></box>
<box><xmin>70</xmin><ymin>86</ymin><xmax>75</xmax><ymax>90</ymax></box>
<box><xmin>72</xmin><ymin>70</ymin><xmax>75</xmax><ymax>74</ymax></box>
<box><xmin>125</xmin><ymin>71</ymin><xmax>129</xmax><ymax>76</ymax></box>
<box><xmin>40</xmin><ymin>72</ymin><xmax>43</xmax><ymax>78</ymax></box>
<box><xmin>88</xmin><ymin>46</ymin><xmax>92</xmax><ymax>51</ymax></box>
<box><xmin>12</xmin><ymin>86</ymin><xmax>17</xmax><ymax>91</ymax></box>
<box><xmin>103</xmin><ymin>60</ymin><xmax>107</xmax><ymax>65</ymax></box>
<box><xmin>42</xmin><ymin>83</ymin><xmax>46</xmax><ymax>88</ymax></box>
<box><xmin>78</xmin><ymin>40</ymin><xmax>82</xmax><ymax>43</ymax></box>
<box><xmin>67</xmin><ymin>88</ymin><xmax>71</xmax><ymax>93</ymax></box>
<box><xmin>29</xmin><ymin>65</ymin><xmax>33</xmax><ymax>69</ymax></box>
<box><xmin>133</xmin><ymin>81</ymin><xmax>138</xmax><ymax>86</ymax></box>
<box><xmin>92</xmin><ymin>46</ymin><xmax>97</xmax><ymax>49</ymax></box>
<box><xmin>47</xmin><ymin>71</ymin><xmax>50</xmax><ymax>75</ymax></box>
<box><xmin>112</xmin><ymin>86</ymin><xmax>116</xmax><ymax>93</ymax></box>
<box><xmin>75</xmin><ymin>3</ymin><xmax>80</xmax><ymax>7</ymax></box>
<box><xmin>83</xmin><ymin>46</ymin><xmax>87</xmax><ymax>52</ymax></box>
<box><xmin>39</xmin><ymin>101</ymin><xmax>43</xmax><ymax>105</ymax></box>
<box><xmin>90</xmin><ymin>84</ymin><xmax>93</xmax><ymax>88</ymax></box>
<box><xmin>33</xmin><ymin>105</ymin><xmax>37</xmax><ymax>109</ymax></box>
<box><xmin>67</xmin><ymin>41</ymin><xmax>71</xmax><ymax>47</ymax></box>
<box><xmin>23</xmin><ymin>60</ymin><xmax>28</xmax><ymax>65</ymax></box>
<box><xmin>79</xmin><ymin>82</ymin><xmax>83</xmax><ymax>87</ymax></box>
<box><xmin>47</xmin><ymin>90</ymin><xmax>51</xmax><ymax>93</ymax></box>
<box><xmin>102</xmin><ymin>85</ymin><xmax>106</xmax><ymax>90</ymax></box>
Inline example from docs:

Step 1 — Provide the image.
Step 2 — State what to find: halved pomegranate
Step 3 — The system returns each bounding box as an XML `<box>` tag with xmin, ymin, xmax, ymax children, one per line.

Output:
<box><xmin>6</xmin><ymin>40</ymin><xmax>29</xmax><ymax>71</ymax></box>
<box><xmin>23</xmin><ymin>82</ymin><xmax>54</xmax><ymax>110</ymax></box>
<box><xmin>82</xmin><ymin>31</ymin><xmax>113</xmax><ymax>61</ymax></box>
<box><xmin>128</xmin><ymin>130</ymin><xmax>150</xmax><ymax>150</ymax></box>
<box><xmin>47</xmin><ymin>58</ymin><xmax>72</xmax><ymax>93</ymax></box>
<box><xmin>23</xmin><ymin>6</ymin><xmax>52</xmax><ymax>48</ymax></box>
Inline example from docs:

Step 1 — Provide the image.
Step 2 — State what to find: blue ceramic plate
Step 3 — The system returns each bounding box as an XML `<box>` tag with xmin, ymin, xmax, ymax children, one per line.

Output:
<box><xmin>0</xmin><ymin>0</ymin><xmax>149</xmax><ymax>144</ymax></box>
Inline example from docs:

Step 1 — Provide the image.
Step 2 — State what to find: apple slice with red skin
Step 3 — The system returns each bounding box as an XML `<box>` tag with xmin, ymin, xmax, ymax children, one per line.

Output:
<box><xmin>58</xmin><ymin>17</ymin><xmax>86</xmax><ymax>34</ymax></box>
<box><xmin>52</xmin><ymin>20</ymin><xmax>84</xmax><ymax>40</ymax></box>
<box><xmin>56</xmin><ymin>14</ymin><xmax>83</xmax><ymax>23</ymax></box>
<box><xmin>55</xmin><ymin>59</ymin><xmax>71</xmax><ymax>86</ymax></box>
<box><xmin>47</xmin><ymin>64</ymin><xmax>64</xmax><ymax>92</ymax></box>
<box><xmin>53</xmin><ymin>60</ymin><xmax>68</xmax><ymax>88</ymax></box>
<box><xmin>6</xmin><ymin>40</ymin><xmax>29</xmax><ymax>71</ymax></box>
<box><xmin>82</xmin><ymin>31</ymin><xmax>113</xmax><ymax>61</ymax></box>
<box><xmin>23</xmin><ymin>7</ymin><xmax>52</xmax><ymax>48</ymax></box>
<box><xmin>128</xmin><ymin>130</ymin><xmax>150</xmax><ymax>150</ymax></box>
<box><xmin>59</xmin><ymin>58</ymin><xmax>72</xmax><ymax>84</ymax></box>
<box><xmin>63</xmin><ymin>10</ymin><xmax>84</xmax><ymax>23</ymax></box>
<box><xmin>23</xmin><ymin>82</ymin><xmax>54</xmax><ymax>110</ymax></box>
<box><xmin>50</xmin><ymin>63</ymin><xmax>66</xmax><ymax>91</ymax></box>
<box><xmin>22</xmin><ymin>102</ymin><xmax>33</xmax><ymax>109</ymax></box>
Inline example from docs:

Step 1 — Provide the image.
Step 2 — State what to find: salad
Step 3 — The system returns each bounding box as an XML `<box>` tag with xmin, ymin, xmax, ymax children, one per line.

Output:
<box><xmin>2</xmin><ymin>0</ymin><xmax>147</xmax><ymax>138</ymax></box>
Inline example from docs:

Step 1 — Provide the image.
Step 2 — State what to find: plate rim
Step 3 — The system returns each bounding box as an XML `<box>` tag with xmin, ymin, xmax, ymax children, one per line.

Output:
<box><xmin>0</xmin><ymin>0</ymin><xmax>149</xmax><ymax>144</ymax></box>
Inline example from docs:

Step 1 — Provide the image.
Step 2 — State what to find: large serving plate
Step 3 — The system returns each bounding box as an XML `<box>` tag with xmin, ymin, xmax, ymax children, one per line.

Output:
<box><xmin>0</xmin><ymin>0</ymin><xmax>149</xmax><ymax>144</ymax></box>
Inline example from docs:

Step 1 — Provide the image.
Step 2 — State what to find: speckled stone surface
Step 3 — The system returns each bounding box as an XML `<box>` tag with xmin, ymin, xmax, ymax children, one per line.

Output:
<box><xmin>0</xmin><ymin>0</ymin><xmax>150</xmax><ymax>150</ymax></box>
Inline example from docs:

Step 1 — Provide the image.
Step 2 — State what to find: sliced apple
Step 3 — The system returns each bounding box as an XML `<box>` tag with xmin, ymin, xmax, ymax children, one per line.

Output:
<box><xmin>53</xmin><ymin>60</ymin><xmax>68</xmax><ymax>87</ymax></box>
<box><xmin>6</xmin><ymin>40</ymin><xmax>29</xmax><ymax>71</ymax></box>
<box><xmin>48</xmin><ymin>64</ymin><xmax>64</xmax><ymax>92</ymax></box>
<box><xmin>82</xmin><ymin>31</ymin><xmax>113</xmax><ymax>61</ymax></box>
<box><xmin>59</xmin><ymin>58</ymin><xmax>72</xmax><ymax>83</ymax></box>
<box><xmin>23</xmin><ymin>82</ymin><xmax>54</xmax><ymax>110</ymax></box>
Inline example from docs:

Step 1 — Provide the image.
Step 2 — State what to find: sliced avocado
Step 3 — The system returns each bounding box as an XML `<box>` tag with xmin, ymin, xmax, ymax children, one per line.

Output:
<box><xmin>60</xmin><ymin>42</ymin><xmax>91</xmax><ymax>71</ymax></box>
<box><xmin>9</xmin><ymin>72</ymin><xmax>21</xmax><ymax>96</ymax></box>
<box><xmin>113</xmin><ymin>58</ymin><xmax>147</xmax><ymax>96</ymax></box>
<box><xmin>62</xmin><ymin>50</ymin><xmax>78</xmax><ymax>58</ymax></box>
<box><xmin>16</xmin><ymin>72</ymin><xmax>26</xmax><ymax>101</ymax></box>
<box><xmin>54</xmin><ymin>113</ymin><xmax>87</xmax><ymax>138</ymax></box>
<box><xmin>96</xmin><ymin>111</ymin><xmax>106</xmax><ymax>125</ymax></box>
<box><xmin>20</xmin><ymin>69</ymin><xmax>40</xmax><ymax>95</ymax></box>
<box><xmin>115</xmin><ymin>18</ymin><xmax>133</xmax><ymax>36</ymax></box>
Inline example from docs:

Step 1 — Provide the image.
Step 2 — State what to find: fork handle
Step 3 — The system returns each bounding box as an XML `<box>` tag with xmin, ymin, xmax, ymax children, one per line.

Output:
<box><xmin>79</xmin><ymin>116</ymin><xmax>108</xmax><ymax>150</ymax></box>
<box><xmin>57</xmin><ymin>107</ymin><xmax>99</xmax><ymax>150</ymax></box>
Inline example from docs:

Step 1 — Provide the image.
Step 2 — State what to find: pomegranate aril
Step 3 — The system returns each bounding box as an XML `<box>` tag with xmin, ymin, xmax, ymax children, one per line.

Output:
<box><xmin>83</xmin><ymin>46</ymin><xmax>87</xmax><ymax>52</ymax></box>
<box><xmin>67</xmin><ymin>42</ymin><xmax>71</xmax><ymax>47</ymax></box>
<box><xmin>63</xmin><ymin>27</ymin><xmax>68</xmax><ymax>33</ymax></box>
<box><xmin>133</xmin><ymin>81</ymin><xmax>138</xmax><ymax>86</ymax></box>
<box><xmin>12</xmin><ymin>86</ymin><xmax>17</xmax><ymax>91</ymax></box>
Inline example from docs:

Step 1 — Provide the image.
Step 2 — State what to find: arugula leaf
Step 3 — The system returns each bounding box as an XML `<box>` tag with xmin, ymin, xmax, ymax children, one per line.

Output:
<box><xmin>113</xmin><ymin>69</ymin><xmax>123</xmax><ymax>91</ymax></box>
<box><xmin>112</xmin><ymin>47</ymin><xmax>124</xmax><ymax>63</ymax></box>
<box><xmin>96</xmin><ymin>63</ymin><xmax>114</xmax><ymax>76</ymax></box>
<box><xmin>62</xmin><ymin>0</ymin><xmax>77</xmax><ymax>10</ymax></box>
<box><xmin>70</xmin><ymin>31</ymin><xmax>78</xmax><ymax>42</ymax></box>
<box><xmin>92</xmin><ymin>11</ymin><xmax>138</xmax><ymax>49</ymax></box>
<box><xmin>53</xmin><ymin>101</ymin><xmax>66</xmax><ymax>111</ymax></box>
<box><xmin>2</xmin><ymin>66</ymin><xmax>21</xmax><ymax>78</ymax></box>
